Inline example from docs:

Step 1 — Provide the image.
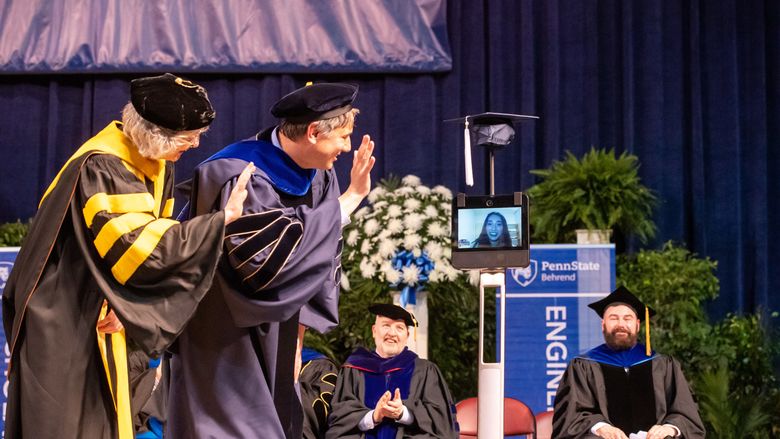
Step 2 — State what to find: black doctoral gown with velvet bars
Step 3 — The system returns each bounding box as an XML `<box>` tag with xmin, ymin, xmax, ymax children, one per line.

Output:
<box><xmin>167</xmin><ymin>127</ymin><xmax>343</xmax><ymax>439</ymax></box>
<box><xmin>300</xmin><ymin>348</ymin><xmax>339</xmax><ymax>439</ymax></box>
<box><xmin>552</xmin><ymin>343</ymin><xmax>706</xmax><ymax>439</ymax></box>
<box><xmin>326</xmin><ymin>348</ymin><xmax>458</xmax><ymax>439</ymax></box>
<box><xmin>1</xmin><ymin>122</ymin><xmax>225</xmax><ymax>439</ymax></box>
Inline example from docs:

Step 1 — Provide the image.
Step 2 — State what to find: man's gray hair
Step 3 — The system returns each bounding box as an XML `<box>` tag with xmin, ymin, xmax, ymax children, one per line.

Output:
<box><xmin>279</xmin><ymin>108</ymin><xmax>360</xmax><ymax>140</ymax></box>
<box><xmin>121</xmin><ymin>103</ymin><xmax>207</xmax><ymax>159</ymax></box>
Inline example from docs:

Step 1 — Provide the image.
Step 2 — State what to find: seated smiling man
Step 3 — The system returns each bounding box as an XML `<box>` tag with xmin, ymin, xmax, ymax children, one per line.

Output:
<box><xmin>552</xmin><ymin>287</ymin><xmax>705</xmax><ymax>439</ymax></box>
<box><xmin>327</xmin><ymin>304</ymin><xmax>458</xmax><ymax>439</ymax></box>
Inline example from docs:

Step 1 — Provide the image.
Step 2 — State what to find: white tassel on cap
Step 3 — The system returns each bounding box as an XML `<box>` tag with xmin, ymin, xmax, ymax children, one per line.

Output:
<box><xmin>464</xmin><ymin>119</ymin><xmax>474</xmax><ymax>186</ymax></box>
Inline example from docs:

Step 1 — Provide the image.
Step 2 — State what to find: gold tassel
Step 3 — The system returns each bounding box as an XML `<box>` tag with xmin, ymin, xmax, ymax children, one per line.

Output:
<box><xmin>645</xmin><ymin>306</ymin><xmax>651</xmax><ymax>356</ymax></box>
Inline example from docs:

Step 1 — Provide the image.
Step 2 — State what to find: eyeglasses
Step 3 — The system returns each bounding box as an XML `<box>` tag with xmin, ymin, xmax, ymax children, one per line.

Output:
<box><xmin>172</xmin><ymin>133</ymin><xmax>201</xmax><ymax>148</ymax></box>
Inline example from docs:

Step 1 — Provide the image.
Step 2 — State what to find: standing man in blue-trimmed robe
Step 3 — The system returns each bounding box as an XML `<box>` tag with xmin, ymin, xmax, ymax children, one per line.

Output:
<box><xmin>2</xmin><ymin>73</ymin><xmax>254</xmax><ymax>439</ymax></box>
<box><xmin>552</xmin><ymin>286</ymin><xmax>705</xmax><ymax>439</ymax></box>
<box><xmin>168</xmin><ymin>82</ymin><xmax>376</xmax><ymax>439</ymax></box>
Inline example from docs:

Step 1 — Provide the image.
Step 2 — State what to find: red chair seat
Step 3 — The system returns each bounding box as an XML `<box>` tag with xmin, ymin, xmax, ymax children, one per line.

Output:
<box><xmin>535</xmin><ymin>410</ymin><xmax>554</xmax><ymax>439</ymax></box>
<box><xmin>455</xmin><ymin>397</ymin><xmax>536</xmax><ymax>438</ymax></box>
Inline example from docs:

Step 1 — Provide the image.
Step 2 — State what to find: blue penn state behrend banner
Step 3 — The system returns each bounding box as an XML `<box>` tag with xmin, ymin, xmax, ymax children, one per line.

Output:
<box><xmin>0</xmin><ymin>248</ymin><xmax>18</xmax><ymax>436</ymax></box>
<box><xmin>502</xmin><ymin>244</ymin><xmax>615</xmax><ymax>414</ymax></box>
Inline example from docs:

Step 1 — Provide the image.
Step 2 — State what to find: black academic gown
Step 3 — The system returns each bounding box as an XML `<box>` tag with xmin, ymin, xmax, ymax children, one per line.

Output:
<box><xmin>167</xmin><ymin>128</ymin><xmax>342</xmax><ymax>439</ymax></box>
<box><xmin>327</xmin><ymin>349</ymin><xmax>458</xmax><ymax>439</ymax></box>
<box><xmin>300</xmin><ymin>349</ymin><xmax>339</xmax><ymax>439</ymax></box>
<box><xmin>2</xmin><ymin>122</ymin><xmax>225</xmax><ymax>439</ymax></box>
<box><xmin>552</xmin><ymin>344</ymin><xmax>706</xmax><ymax>439</ymax></box>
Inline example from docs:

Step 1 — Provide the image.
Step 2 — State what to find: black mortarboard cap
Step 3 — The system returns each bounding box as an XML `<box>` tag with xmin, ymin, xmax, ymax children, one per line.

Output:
<box><xmin>446</xmin><ymin>112</ymin><xmax>539</xmax><ymax>148</ymax></box>
<box><xmin>271</xmin><ymin>82</ymin><xmax>358</xmax><ymax>123</ymax></box>
<box><xmin>368</xmin><ymin>303</ymin><xmax>417</xmax><ymax>327</ymax></box>
<box><xmin>588</xmin><ymin>286</ymin><xmax>656</xmax><ymax>320</ymax></box>
<box><xmin>444</xmin><ymin>112</ymin><xmax>539</xmax><ymax>186</ymax></box>
<box><xmin>130</xmin><ymin>73</ymin><xmax>215</xmax><ymax>131</ymax></box>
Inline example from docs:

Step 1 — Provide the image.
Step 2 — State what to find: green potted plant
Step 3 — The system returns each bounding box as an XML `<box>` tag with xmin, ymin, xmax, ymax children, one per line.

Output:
<box><xmin>527</xmin><ymin>147</ymin><xmax>657</xmax><ymax>244</ymax></box>
<box><xmin>0</xmin><ymin>220</ymin><xmax>30</xmax><ymax>247</ymax></box>
<box><xmin>0</xmin><ymin>220</ymin><xmax>29</xmax><ymax>291</ymax></box>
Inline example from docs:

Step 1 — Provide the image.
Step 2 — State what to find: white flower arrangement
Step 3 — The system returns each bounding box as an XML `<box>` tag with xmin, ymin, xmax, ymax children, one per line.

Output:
<box><xmin>342</xmin><ymin>175</ymin><xmax>464</xmax><ymax>294</ymax></box>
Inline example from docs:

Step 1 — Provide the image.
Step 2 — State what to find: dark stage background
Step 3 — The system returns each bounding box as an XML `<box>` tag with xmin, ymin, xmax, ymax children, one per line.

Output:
<box><xmin>0</xmin><ymin>0</ymin><xmax>777</xmax><ymax>321</ymax></box>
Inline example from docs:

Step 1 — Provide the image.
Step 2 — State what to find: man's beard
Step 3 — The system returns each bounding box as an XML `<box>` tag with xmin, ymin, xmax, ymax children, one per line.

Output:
<box><xmin>603</xmin><ymin>327</ymin><xmax>638</xmax><ymax>351</ymax></box>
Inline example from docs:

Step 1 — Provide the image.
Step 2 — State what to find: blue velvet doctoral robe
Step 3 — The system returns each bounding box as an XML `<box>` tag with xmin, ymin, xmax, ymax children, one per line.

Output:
<box><xmin>167</xmin><ymin>128</ymin><xmax>342</xmax><ymax>439</ymax></box>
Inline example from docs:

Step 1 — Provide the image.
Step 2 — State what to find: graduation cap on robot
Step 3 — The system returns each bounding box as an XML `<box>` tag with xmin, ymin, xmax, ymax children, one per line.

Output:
<box><xmin>444</xmin><ymin>112</ymin><xmax>538</xmax><ymax>187</ymax></box>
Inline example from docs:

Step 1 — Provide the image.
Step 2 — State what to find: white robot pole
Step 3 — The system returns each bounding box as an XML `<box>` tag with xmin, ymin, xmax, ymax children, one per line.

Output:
<box><xmin>478</xmin><ymin>271</ymin><xmax>506</xmax><ymax>438</ymax></box>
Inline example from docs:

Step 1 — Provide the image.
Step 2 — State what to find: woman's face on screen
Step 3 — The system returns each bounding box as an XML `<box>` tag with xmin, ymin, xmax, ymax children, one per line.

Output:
<box><xmin>485</xmin><ymin>213</ymin><xmax>505</xmax><ymax>243</ymax></box>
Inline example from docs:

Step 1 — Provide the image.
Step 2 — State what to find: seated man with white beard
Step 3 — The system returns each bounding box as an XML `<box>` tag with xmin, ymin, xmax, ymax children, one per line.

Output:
<box><xmin>327</xmin><ymin>304</ymin><xmax>458</xmax><ymax>439</ymax></box>
<box><xmin>552</xmin><ymin>287</ymin><xmax>706</xmax><ymax>439</ymax></box>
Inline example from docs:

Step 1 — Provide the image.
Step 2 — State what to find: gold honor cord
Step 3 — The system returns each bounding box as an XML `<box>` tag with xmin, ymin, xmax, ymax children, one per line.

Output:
<box><xmin>645</xmin><ymin>306</ymin><xmax>651</xmax><ymax>356</ymax></box>
<box><xmin>96</xmin><ymin>302</ymin><xmax>133</xmax><ymax>439</ymax></box>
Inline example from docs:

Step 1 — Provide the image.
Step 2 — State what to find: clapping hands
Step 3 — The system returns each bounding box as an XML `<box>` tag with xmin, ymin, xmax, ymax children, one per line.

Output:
<box><xmin>372</xmin><ymin>388</ymin><xmax>405</xmax><ymax>423</ymax></box>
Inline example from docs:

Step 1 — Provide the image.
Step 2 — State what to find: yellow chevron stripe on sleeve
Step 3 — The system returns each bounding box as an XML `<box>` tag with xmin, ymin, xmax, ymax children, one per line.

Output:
<box><xmin>111</xmin><ymin>218</ymin><xmax>178</xmax><ymax>285</ymax></box>
<box><xmin>93</xmin><ymin>212</ymin><xmax>156</xmax><ymax>257</ymax></box>
<box><xmin>162</xmin><ymin>198</ymin><xmax>175</xmax><ymax>218</ymax></box>
<box><xmin>83</xmin><ymin>193</ymin><xmax>156</xmax><ymax>228</ymax></box>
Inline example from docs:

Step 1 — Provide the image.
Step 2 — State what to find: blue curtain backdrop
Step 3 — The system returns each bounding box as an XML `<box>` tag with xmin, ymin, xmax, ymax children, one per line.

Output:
<box><xmin>0</xmin><ymin>0</ymin><xmax>452</xmax><ymax>73</ymax></box>
<box><xmin>0</xmin><ymin>0</ymin><xmax>777</xmax><ymax>321</ymax></box>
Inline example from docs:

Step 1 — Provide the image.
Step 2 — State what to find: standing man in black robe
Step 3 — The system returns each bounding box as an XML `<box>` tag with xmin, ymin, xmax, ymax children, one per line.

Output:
<box><xmin>552</xmin><ymin>286</ymin><xmax>706</xmax><ymax>439</ymax></box>
<box><xmin>2</xmin><ymin>73</ymin><xmax>254</xmax><ymax>439</ymax></box>
<box><xmin>167</xmin><ymin>82</ymin><xmax>375</xmax><ymax>439</ymax></box>
<box><xmin>327</xmin><ymin>304</ymin><xmax>458</xmax><ymax>439</ymax></box>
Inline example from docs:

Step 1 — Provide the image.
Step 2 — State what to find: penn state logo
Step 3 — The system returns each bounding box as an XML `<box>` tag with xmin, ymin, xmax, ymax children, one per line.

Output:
<box><xmin>511</xmin><ymin>259</ymin><xmax>538</xmax><ymax>287</ymax></box>
<box><xmin>0</xmin><ymin>261</ymin><xmax>13</xmax><ymax>290</ymax></box>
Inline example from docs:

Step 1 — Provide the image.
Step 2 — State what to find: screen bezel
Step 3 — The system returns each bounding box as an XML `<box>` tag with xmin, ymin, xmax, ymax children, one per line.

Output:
<box><xmin>451</xmin><ymin>192</ymin><xmax>530</xmax><ymax>269</ymax></box>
